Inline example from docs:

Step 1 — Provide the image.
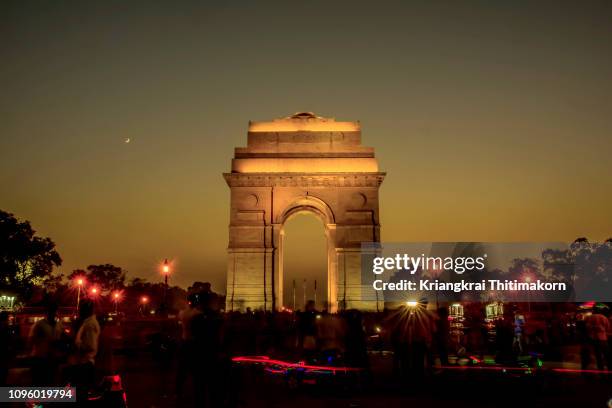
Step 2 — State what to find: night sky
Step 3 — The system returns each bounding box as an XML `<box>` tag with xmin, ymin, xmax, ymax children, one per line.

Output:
<box><xmin>1</xmin><ymin>1</ymin><xmax>611</xmax><ymax>293</ymax></box>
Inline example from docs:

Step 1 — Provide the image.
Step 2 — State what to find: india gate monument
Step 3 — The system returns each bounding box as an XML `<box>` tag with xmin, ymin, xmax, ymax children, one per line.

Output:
<box><xmin>224</xmin><ymin>112</ymin><xmax>385</xmax><ymax>312</ymax></box>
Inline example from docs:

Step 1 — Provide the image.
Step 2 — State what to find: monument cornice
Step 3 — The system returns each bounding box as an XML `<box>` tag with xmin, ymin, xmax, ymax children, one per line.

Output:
<box><xmin>223</xmin><ymin>172</ymin><xmax>385</xmax><ymax>187</ymax></box>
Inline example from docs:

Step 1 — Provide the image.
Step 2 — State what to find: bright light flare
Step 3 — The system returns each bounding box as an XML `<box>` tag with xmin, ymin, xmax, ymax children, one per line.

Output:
<box><xmin>161</xmin><ymin>258</ymin><xmax>171</xmax><ymax>275</ymax></box>
<box><xmin>405</xmin><ymin>301</ymin><xmax>418</xmax><ymax>308</ymax></box>
<box><xmin>522</xmin><ymin>273</ymin><xmax>535</xmax><ymax>283</ymax></box>
<box><xmin>141</xmin><ymin>296</ymin><xmax>148</xmax><ymax>304</ymax></box>
<box><xmin>522</xmin><ymin>267</ymin><xmax>536</xmax><ymax>284</ymax></box>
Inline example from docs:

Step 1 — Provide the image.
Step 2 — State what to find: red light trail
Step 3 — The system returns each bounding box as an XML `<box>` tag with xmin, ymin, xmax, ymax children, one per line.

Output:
<box><xmin>231</xmin><ymin>356</ymin><xmax>363</xmax><ymax>373</ymax></box>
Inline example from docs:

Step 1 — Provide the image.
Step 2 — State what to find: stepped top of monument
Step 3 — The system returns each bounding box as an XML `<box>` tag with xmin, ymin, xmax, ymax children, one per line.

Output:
<box><xmin>248</xmin><ymin>112</ymin><xmax>360</xmax><ymax>133</ymax></box>
<box><xmin>227</xmin><ymin>113</ymin><xmax>383</xmax><ymax>173</ymax></box>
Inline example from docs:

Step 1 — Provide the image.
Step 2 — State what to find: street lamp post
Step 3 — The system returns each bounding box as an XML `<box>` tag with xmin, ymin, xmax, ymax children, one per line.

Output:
<box><xmin>523</xmin><ymin>273</ymin><xmax>533</xmax><ymax>313</ymax></box>
<box><xmin>76</xmin><ymin>278</ymin><xmax>84</xmax><ymax>311</ymax></box>
<box><xmin>140</xmin><ymin>296</ymin><xmax>148</xmax><ymax>315</ymax></box>
<box><xmin>113</xmin><ymin>292</ymin><xmax>120</xmax><ymax>314</ymax></box>
<box><xmin>162</xmin><ymin>259</ymin><xmax>170</xmax><ymax>287</ymax></box>
<box><xmin>161</xmin><ymin>259</ymin><xmax>171</xmax><ymax>312</ymax></box>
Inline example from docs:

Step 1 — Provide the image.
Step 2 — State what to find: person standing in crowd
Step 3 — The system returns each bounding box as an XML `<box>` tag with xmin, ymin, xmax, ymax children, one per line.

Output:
<box><xmin>297</xmin><ymin>300</ymin><xmax>317</xmax><ymax>359</ymax></box>
<box><xmin>585</xmin><ymin>307</ymin><xmax>610</xmax><ymax>370</ymax></box>
<box><xmin>392</xmin><ymin>299</ymin><xmax>436</xmax><ymax>384</ymax></box>
<box><xmin>316</xmin><ymin>311</ymin><xmax>346</xmax><ymax>359</ymax></box>
<box><xmin>176</xmin><ymin>292</ymin><xmax>203</xmax><ymax>399</ymax></box>
<box><xmin>512</xmin><ymin>307</ymin><xmax>526</xmax><ymax>355</ymax></box>
<box><xmin>70</xmin><ymin>300</ymin><xmax>100</xmax><ymax>402</ymax></box>
<box><xmin>607</xmin><ymin>310</ymin><xmax>612</xmax><ymax>370</ymax></box>
<box><xmin>496</xmin><ymin>309</ymin><xmax>515</xmax><ymax>365</ymax></box>
<box><xmin>28</xmin><ymin>302</ymin><xmax>63</xmax><ymax>385</ymax></box>
<box><xmin>344</xmin><ymin>310</ymin><xmax>368</xmax><ymax>368</ymax></box>
<box><xmin>576</xmin><ymin>312</ymin><xmax>591</xmax><ymax>370</ymax></box>
<box><xmin>435</xmin><ymin>307</ymin><xmax>450</xmax><ymax>366</ymax></box>
<box><xmin>0</xmin><ymin>311</ymin><xmax>13</xmax><ymax>385</ymax></box>
<box><xmin>191</xmin><ymin>291</ymin><xmax>224</xmax><ymax>407</ymax></box>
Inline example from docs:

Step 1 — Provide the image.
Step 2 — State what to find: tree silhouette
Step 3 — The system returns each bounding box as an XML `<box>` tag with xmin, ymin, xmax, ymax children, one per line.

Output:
<box><xmin>123</xmin><ymin>277</ymin><xmax>188</xmax><ymax>314</ymax></box>
<box><xmin>0</xmin><ymin>210</ymin><xmax>62</xmax><ymax>299</ymax></box>
<box><xmin>68</xmin><ymin>264</ymin><xmax>126</xmax><ymax>294</ymax></box>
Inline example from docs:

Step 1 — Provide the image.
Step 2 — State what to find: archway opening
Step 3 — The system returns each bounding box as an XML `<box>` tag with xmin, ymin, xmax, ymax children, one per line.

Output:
<box><xmin>282</xmin><ymin>212</ymin><xmax>328</xmax><ymax>311</ymax></box>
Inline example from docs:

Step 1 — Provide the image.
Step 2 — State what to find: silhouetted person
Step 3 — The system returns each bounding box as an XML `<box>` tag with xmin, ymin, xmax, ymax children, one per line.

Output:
<box><xmin>344</xmin><ymin>310</ymin><xmax>368</xmax><ymax>368</ymax></box>
<box><xmin>585</xmin><ymin>308</ymin><xmax>610</xmax><ymax>370</ymax></box>
<box><xmin>297</xmin><ymin>300</ymin><xmax>317</xmax><ymax>359</ymax></box>
<box><xmin>390</xmin><ymin>316</ymin><xmax>408</xmax><ymax>379</ymax></box>
<box><xmin>69</xmin><ymin>300</ymin><xmax>100</xmax><ymax>403</ymax></box>
<box><xmin>513</xmin><ymin>308</ymin><xmax>526</xmax><ymax>355</ymax></box>
<box><xmin>316</xmin><ymin>311</ymin><xmax>346</xmax><ymax>357</ymax></box>
<box><xmin>29</xmin><ymin>302</ymin><xmax>63</xmax><ymax>385</ymax></box>
<box><xmin>608</xmin><ymin>312</ymin><xmax>612</xmax><ymax>370</ymax></box>
<box><xmin>576</xmin><ymin>313</ymin><xmax>591</xmax><ymax>370</ymax></box>
<box><xmin>176</xmin><ymin>293</ymin><xmax>202</xmax><ymax>398</ymax></box>
<box><xmin>0</xmin><ymin>311</ymin><xmax>11</xmax><ymax>385</ymax></box>
<box><xmin>407</xmin><ymin>300</ymin><xmax>436</xmax><ymax>382</ymax></box>
<box><xmin>435</xmin><ymin>307</ymin><xmax>450</xmax><ymax>366</ymax></box>
<box><xmin>495</xmin><ymin>313</ymin><xmax>515</xmax><ymax>365</ymax></box>
<box><xmin>191</xmin><ymin>292</ymin><xmax>224</xmax><ymax>407</ymax></box>
<box><xmin>391</xmin><ymin>300</ymin><xmax>436</xmax><ymax>384</ymax></box>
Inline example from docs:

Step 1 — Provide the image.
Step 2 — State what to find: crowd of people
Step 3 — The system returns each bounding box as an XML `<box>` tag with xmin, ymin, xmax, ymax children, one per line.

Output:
<box><xmin>0</xmin><ymin>290</ymin><xmax>611</xmax><ymax>406</ymax></box>
<box><xmin>0</xmin><ymin>299</ymin><xmax>103</xmax><ymax>402</ymax></box>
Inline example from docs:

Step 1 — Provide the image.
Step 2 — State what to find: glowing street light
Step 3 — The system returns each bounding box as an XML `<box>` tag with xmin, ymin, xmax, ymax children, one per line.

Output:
<box><xmin>74</xmin><ymin>277</ymin><xmax>85</xmax><ymax>311</ymax></box>
<box><xmin>522</xmin><ymin>273</ymin><xmax>534</xmax><ymax>313</ymax></box>
<box><xmin>113</xmin><ymin>291</ymin><xmax>121</xmax><ymax>314</ymax></box>
<box><xmin>139</xmin><ymin>295</ymin><xmax>148</xmax><ymax>315</ymax></box>
<box><xmin>406</xmin><ymin>301</ymin><xmax>418</xmax><ymax>308</ymax></box>
<box><xmin>90</xmin><ymin>287</ymin><xmax>98</xmax><ymax>297</ymax></box>
<box><xmin>161</xmin><ymin>259</ymin><xmax>171</xmax><ymax>287</ymax></box>
<box><xmin>161</xmin><ymin>259</ymin><xmax>171</xmax><ymax>313</ymax></box>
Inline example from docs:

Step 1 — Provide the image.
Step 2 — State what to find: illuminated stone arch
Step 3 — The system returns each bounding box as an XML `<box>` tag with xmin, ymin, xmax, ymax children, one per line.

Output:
<box><xmin>224</xmin><ymin>113</ymin><xmax>385</xmax><ymax>312</ymax></box>
<box><xmin>276</xmin><ymin>195</ymin><xmax>335</xmax><ymax>312</ymax></box>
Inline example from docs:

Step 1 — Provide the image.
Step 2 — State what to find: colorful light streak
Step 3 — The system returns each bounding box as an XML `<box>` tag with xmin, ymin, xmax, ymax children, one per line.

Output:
<box><xmin>551</xmin><ymin>368</ymin><xmax>611</xmax><ymax>374</ymax></box>
<box><xmin>441</xmin><ymin>365</ymin><xmax>611</xmax><ymax>375</ymax></box>
<box><xmin>231</xmin><ymin>356</ymin><xmax>363</xmax><ymax>373</ymax></box>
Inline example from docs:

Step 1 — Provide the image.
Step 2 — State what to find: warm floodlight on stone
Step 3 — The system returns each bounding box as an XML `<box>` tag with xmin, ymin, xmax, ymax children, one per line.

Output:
<box><xmin>224</xmin><ymin>112</ymin><xmax>385</xmax><ymax>313</ymax></box>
